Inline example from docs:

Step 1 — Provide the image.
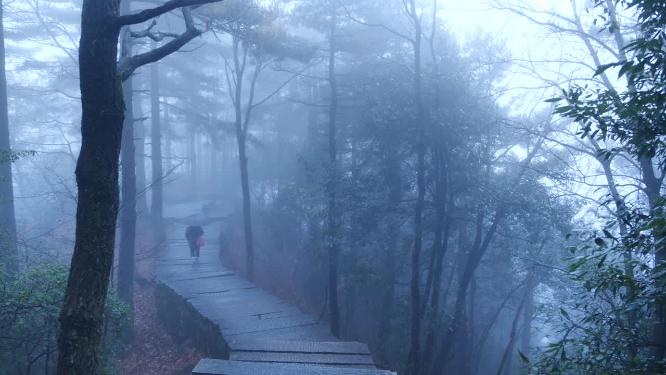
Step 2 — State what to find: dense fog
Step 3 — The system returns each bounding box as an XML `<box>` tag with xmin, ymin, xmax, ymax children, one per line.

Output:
<box><xmin>0</xmin><ymin>0</ymin><xmax>665</xmax><ymax>374</ymax></box>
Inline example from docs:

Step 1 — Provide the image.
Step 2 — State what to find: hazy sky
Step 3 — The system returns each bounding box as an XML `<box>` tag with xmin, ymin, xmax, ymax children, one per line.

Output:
<box><xmin>440</xmin><ymin>0</ymin><xmax>596</xmax><ymax>112</ymax></box>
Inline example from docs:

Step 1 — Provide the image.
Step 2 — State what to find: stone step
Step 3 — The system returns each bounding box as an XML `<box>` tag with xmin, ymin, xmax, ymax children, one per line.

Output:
<box><xmin>192</xmin><ymin>359</ymin><xmax>396</xmax><ymax>375</ymax></box>
<box><xmin>230</xmin><ymin>351</ymin><xmax>375</xmax><ymax>367</ymax></box>
<box><xmin>229</xmin><ymin>339</ymin><xmax>370</xmax><ymax>355</ymax></box>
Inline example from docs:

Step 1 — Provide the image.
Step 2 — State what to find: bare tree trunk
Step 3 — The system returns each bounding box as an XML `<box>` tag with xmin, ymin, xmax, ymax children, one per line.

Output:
<box><xmin>407</xmin><ymin>0</ymin><xmax>425</xmax><ymax>372</ymax></box>
<box><xmin>520</xmin><ymin>277</ymin><xmax>536</xmax><ymax>357</ymax></box>
<box><xmin>237</xmin><ymin>133</ymin><xmax>254</xmax><ymax>280</ymax></box>
<box><xmin>378</xmin><ymin>225</ymin><xmax>397</xmax><ymax>351</ymax></box>
<box><xmin>134</xmin><ymin>93</ymin><xmax>148</xmax><ymax>215</ymax></box>
<box><xmin>117</xmin><ymin>2</ymin><xmax>136</xmax><ymax>340</ymax></box>
<box><xmin>496</xmin><ymin>280</ymin><xmax>531</xmax><ymax>375</ymax></box>
<box><xmin>422</xmin><ymin>148</ymin><xmax>451</xmax><ymax>371</ymax></box>
<box><xmin>434</xmin><ymin>139</ymin><xmax>544</xmax><ymax>373</ymax></box>
<box><xmin>210</xmin><ymin>135</ymin><xmax>218</xmax><ymax>190</ymax></box>
<box><xmin>461</xmin><ymin>277</ymin><xmax>476</xmax><ymax>375</ymax></box>
<box><xmin>57</xmin><ymin>1</ymin><xmax>219</xmax><ymax>372</ymax></box>
<box><xmin>164</xmin><ymin>105</ymin><xmax>172</xmax><ymax>173</ymax></box>
<box><xmin>56</xmin><ymin>2</ymin><xmax>123</xmax><ymax>372</ymax></box>
<box><xmin>472</xmin><ymin>281</ymin><xmax>526</xmax><ymax>375</ymax></box>
<box><xmin>0</xmin><ymin>0</ymin><xmax>18</xmax><ymax>275</ymax></box>
<box><xmin>378</xmin><ymin>132</ymin><xmax>401</xmax><ymax>357</ymax></box>
<box><xmin>326</xmin><ymin>14</ymin><xmax>341</xmax><ymax>338</ymax></box>
<box><xmin>150</xmin><ymin>59</ymin><xmax>164</xmax><ymax>241</ymax></box>
<box><xmin>589</xmin><ymin>138</ymin><xmax>639</xmax><ymax>359</ymax></box>
<box><xmin>641</xmin><ymin>156</ymin><xmax>666</xmax><ymax>360</ymax></box>
<box><xmin>188</xmin><ymin>126</ymin><xmax>197</xmax><ymax>196</ymax></box>
<box><xmin>600</xmin><ymin>2</ymin><xmax>666</xmax><ymax>358</ymax></box>
<box><xmin>230</xmin><ymin>36</ymin><xmax>255</xmax><ymax>281</ymax></box>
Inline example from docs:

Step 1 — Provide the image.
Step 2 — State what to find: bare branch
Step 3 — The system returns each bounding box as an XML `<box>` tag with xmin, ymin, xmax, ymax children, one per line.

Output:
<box><xmin>337</xmin><ymin>1</ymin><xmax>414</xmax><ymax>43</ymax></box>
<box><xmin>116</xmin><ymin>0</ymin><xmax>222</xmax><ymax>27</ymax></box>
<box><xmin>27</xmin><ymin>0</ymin><xmax>78</xmax><ymax>65</ymax></box>
<box><xmin>118</xmin><ymin>8</ymin><xmax>202</xmax><ymax>81</ymax></box>
<box><xmin>250</xmin><ymin>64</ymin><xmax>308</xmax><ymax>110</ymax></box>
<box><xmin>242</xmin><ymin>58</ymin><xmax>263</xmax><ymax>135</ymax></box>
<box><xmin>129</xmin><ymin>19</ymin><xmax>180</xmax><ymax>41</ymax></box>
<box><xmin>491</xmin><ymin>3</ymin><xmax>621</xmax><ymax>61</ymax></box>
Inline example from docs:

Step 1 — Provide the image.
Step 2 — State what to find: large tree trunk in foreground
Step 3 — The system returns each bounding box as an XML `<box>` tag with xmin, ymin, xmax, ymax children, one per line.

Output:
<box><xmin>57</xmin><ymin>1</ymin><xmax>220</xmax><ymax>372</ymax></box>
<box><xmin>0</xmin><ymin>0</ymin><xmax>18</xmax><ymax>276</ymax></box>
<box><xmin>150</xmin><ymin>60</ymin><xmax>164</xmax><ymax>241</ymax></box>
<box><xmin>56</xmin><ymin>1</ymin><xmax>123</xmax><ymax>372</ymax></box>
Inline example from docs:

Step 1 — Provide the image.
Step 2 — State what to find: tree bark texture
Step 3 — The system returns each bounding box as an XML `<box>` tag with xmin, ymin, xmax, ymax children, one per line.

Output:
<box><xmin>57</xmin><ymin>1</ymin><xmax>123</xmax><ymax>372</ymax></box>
<box><xmin>230</xmin><ymin>36</ymin><xmax>255</xmax><ymax>281</ymax></box>
<box><xmin>57</xmin><ymin>1</ymin><xmax>221</xmax><ymax>371</ymax></box>
<box><xmin>134</xmin><ymin>92</ymin><xmax>148</xmax><ymax>214</ymax></box>
<box><xmin>433</xmin><ymin>139</ymin><xmax>543</xmax><ymax>373</ymax></box>
<box><xmin>326</xmin><ymin>15</ymin><xmax>341</xmax><ymax>338</ymax></box>
<box><xmin>117</xmin><ymin>0</ymin><xmax>136</xmax><ymax>336</ymax></box>
<box><xmin>0</xmin><ymin>0</ymin><xmax>18</xmax><ymax>275</ymax></box>
<box><xmin>407</xmin><ymin>1</ymin><xmax>425</xmax><ymax>372</ymax></box>
<box><xmin>150</xmin><ymin>59</ymin><xmax>164</xmax><ymax>241</ymax></box>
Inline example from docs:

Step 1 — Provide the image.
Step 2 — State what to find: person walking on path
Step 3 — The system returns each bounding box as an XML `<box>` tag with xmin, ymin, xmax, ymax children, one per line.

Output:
<box><xmin>185</xmin><ymin>225</ymin><xmax>204</xmax><ymax>258</ymax></box>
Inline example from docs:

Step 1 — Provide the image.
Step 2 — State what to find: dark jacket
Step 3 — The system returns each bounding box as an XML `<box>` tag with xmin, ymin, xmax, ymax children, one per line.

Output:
<box><xmin>185</xmin><ymin>225</ymin><xmax>204</xmax><ymax>243</ymax></box>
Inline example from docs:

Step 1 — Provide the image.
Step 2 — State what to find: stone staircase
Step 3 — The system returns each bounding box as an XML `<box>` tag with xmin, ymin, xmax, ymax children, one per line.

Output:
<box><xmin>156</xmin><ymin>203</ymin><xmax>395</xmax><ymax>375</ymax></box>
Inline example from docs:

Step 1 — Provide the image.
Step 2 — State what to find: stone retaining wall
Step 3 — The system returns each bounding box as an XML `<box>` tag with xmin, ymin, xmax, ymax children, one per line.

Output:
<box><xmin>155</xmin><ymin>282</ymin><xmax>229</xmax><ymax>359</ymax></box>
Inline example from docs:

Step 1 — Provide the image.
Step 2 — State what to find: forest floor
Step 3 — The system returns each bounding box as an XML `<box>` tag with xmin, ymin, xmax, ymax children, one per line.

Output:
<box><xmin>118</xmin><ymin>222</ymin><xmax>203</xmax><ymax>375</ymax></box>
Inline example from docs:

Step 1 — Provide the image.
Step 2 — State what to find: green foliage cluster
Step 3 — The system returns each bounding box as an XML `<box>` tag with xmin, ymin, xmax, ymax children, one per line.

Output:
<box><xmin>0</xmin><ymin>264</ymin><xmax>129</xmax><ymax>375</ymax></box>
<box><xmin>534</xmin><ymin>208</ymin><xmax>665</xmax><ymax>374</ymax></box>
<box><xmin>535</xmin><ymin>0</ymin><xmax>666</xmax><ymax>372</ymax></box>
<box><xmin>553</xmin><ymin>0</ymin><xmax>666</xmax><ymax>158</ymax></box>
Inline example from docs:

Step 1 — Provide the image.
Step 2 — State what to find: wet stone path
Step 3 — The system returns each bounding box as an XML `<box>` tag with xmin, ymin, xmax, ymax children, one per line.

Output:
<box><xmin>156</xmin><ymin>203</ymin><xmax>395</xmax><ymax>375</ymax></box>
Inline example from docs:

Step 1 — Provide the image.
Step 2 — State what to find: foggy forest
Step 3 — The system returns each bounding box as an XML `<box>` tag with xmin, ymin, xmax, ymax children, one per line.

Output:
<box><xmin>0</xmin><ymin>0</ymin><xmax>665</xmax><ymax>374</ymax></box>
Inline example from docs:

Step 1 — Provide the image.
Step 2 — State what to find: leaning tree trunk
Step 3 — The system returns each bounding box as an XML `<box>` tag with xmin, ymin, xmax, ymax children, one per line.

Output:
<box><xmin>0</xmin><ymin>0</ymin><xmax>18</xmax><ymax>276</ymax></box>
<box><xmin>496</xmin><ymin>279</ymin><xmax>531</xmax><ymax>375</ymax></box>
<box><xmin>434</xmin><ymin>139</ymin><xmax>543</xmax><ymax>374</ymax></box>
<box><xmin>117</xmin><ymin>1</ymin><xmax>136</xmax><ymax>339</ymax></box>
<box><xmin>150</xmin><ymin>59</ymin><xmax>164</xmax><ymax>242</ymax></box>
<box><xmin>56</xmin><ymin>1</ymin><xmax>123</xmax><ymax>372</ymax></box>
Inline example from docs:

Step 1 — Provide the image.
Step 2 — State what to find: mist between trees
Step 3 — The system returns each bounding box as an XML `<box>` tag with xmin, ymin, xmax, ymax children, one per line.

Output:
<box><xmin>0</xmin><ymin>0</ymin><xmax>665</xmax><ymax>374</ymax></box>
